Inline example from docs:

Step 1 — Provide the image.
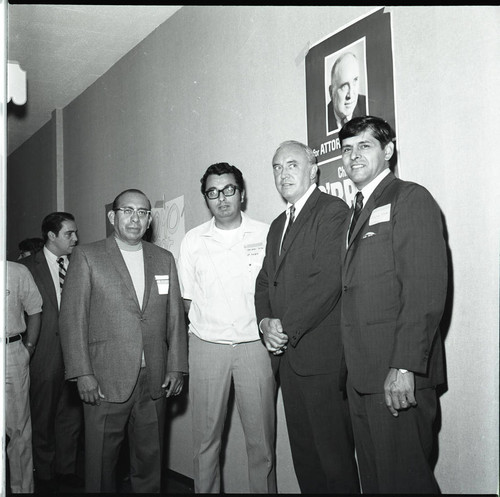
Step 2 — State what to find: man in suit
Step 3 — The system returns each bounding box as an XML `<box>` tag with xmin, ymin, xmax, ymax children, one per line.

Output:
<box><xmin>339</xmin><ymin>116</ymin><xmax>447</xmax><ymax>493</ymax></box>
<box><xmin>20</xmin><ymin>212</ymin><xmax>84</xmax><ymax>492</ymax></box>
<box><xmin>59</xmin><ymin>188</ymin><xmax>188</xmax><ymax>493</ymax></box>
<box><xmin>327</xmin><ymin>52</ymin><xmax>367</xmax><ymax>133</ymax></box>
<box><xmin>255</xmin><ymin>141</ymin><xmax>360</xmax><ymax>493</ymax></box>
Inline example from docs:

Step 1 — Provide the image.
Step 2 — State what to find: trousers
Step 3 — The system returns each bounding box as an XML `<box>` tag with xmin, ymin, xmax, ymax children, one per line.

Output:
<box><xmin>83</xmin><ymin>368</ymin><xmax>166</xmax><ymax>493</ymax></box>
<box><xmin>5</xmin><ymin>341</ymin><xmax>34</xmax><ymax>493</ymax></box>
<box><xmin>189</xmin><ymin>334</ymin><xmax>277</xmax><ymax>493</ymax></box>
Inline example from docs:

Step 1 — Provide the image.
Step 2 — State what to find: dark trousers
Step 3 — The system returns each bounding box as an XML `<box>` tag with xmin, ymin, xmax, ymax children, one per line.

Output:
<box><xmin>279</xmin><ymin>354</ymin><xmax>360</xmax><ymax>493</ymax></box>
<box><xmin>347</xmin><ymin>378</ymin><xmax>440</xmax><ymax>493</ymax></box>
<box><xmin>29</xmin><ymin>368</ymin><xmax>83</xmax><ymax>480</ymax></box>
<box><xmin>83</xmin><ymin>368</ymin><xmax>166</xmax><ymax>493</ymax></box>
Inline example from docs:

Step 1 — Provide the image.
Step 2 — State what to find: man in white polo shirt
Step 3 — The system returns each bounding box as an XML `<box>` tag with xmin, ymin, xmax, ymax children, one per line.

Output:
<box><xmin>178</xmin><ymin>163</ymin><xmax>276</xmax><ymax>493</ymax></box>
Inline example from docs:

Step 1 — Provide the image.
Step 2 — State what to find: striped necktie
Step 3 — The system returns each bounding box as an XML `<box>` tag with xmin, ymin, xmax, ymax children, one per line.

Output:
<box><xmin>57</xmin><ymin>257</ymin><xmax>66</xmax><ymax>290</ymax></box>
<box><xmin>348</xmin><ymin>192</ymin><xmax>364</xmax><ymax>243</ymax></box>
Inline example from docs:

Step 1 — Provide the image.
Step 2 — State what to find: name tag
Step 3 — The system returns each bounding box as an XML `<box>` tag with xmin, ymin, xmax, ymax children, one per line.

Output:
<box><xmin>155</xmin><ymin>275</ymin><xmax>169</xmax><ymax>295</ymax></box>
<box><xmin>244</xmin><ymin>242</ymin><xmax>264</xmax><ymax>258</ymax></box>
<box><xmin>369</xmin><ymin>204</ymin><xmax>391</xmax><ymax>226</ymax></box>
<box><xmin>244</xmin><ymin>242</ymin><xmax>265</xmax><ymax>270</ymax></box>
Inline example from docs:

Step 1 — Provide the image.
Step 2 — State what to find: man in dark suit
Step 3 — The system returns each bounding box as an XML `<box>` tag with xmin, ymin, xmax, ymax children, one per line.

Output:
<box><xmin>59</xmin><ymin>189</ymin><xmax>188</xmax><ymax>493</ymax></box>
<box><xmin>339</xmin><ymin>116</ymin><xmax>447</xmax><ymax>493</ymax></box>
<box><xmin>255</xmin><ymin>141</ymin><xmax>360</xmax><ymax>493</ymax></box>
<box><xmin>327</xmin><ymin>52</ymin><xmax>367</xmax><ymax>133</ymax></box>
<box><xmin>20</xmin><ymin>212</ymin><xmax>84</xmax><ymax>492</ymax></box>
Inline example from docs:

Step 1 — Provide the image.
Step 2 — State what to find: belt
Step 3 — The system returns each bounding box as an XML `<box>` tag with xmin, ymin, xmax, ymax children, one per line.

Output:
<box><xmin>6</xmin><ymin>334</ymin><xmax>22</xmax><ymax>344</ymax></box>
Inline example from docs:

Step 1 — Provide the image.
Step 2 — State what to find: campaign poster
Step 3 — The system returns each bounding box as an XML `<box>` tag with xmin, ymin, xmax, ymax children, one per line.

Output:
<box><xmin>305</xmin><ymin>8</ymin><xmax>396</xmax><ymax>205</ymax></box>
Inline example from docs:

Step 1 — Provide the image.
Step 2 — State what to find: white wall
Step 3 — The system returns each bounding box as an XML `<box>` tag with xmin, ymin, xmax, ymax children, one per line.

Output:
<box><xmin>390</xmin><ymin>7</ymin><xmax>499</xmax><ymax>492</ymax></box>
<box><xmin>9</xmin><ymin>5</ymin><xmax>499</xmax><ymax>493</ymax></box>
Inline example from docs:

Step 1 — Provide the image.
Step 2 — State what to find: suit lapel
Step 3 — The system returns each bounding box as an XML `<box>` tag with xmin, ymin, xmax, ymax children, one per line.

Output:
<box><xmin>142</xmin><ymin>243</ymin><xmax>154</xmax><ymax>312</ymax></box>
<box><xmin>35</xmin><ymin>250</ymin><xmax>59</xmax><ymax>310</ymax></box>
<box><xmin>269</xmin><ymin>212</ymin><xmax>286</xmax><ymax>273</ymax></box>
<box><xmin>274</xmin><ymin>188</ymin><xmax>320</xmax><ymax>277</ymax></box>
<box><xmin>344</xmin><ymin>172</ymin><xmax>397</xmax><ymax>264</ymax></box>
<box><xmin>106</xmin><ymin>236</ymin><xmax>142</xmax><ymax>310</ymax></box>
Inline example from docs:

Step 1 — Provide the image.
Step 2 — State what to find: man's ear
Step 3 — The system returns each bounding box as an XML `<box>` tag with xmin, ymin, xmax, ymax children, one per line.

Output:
<box><xmin>310</xmin><ymin>164</ymin><xmax>319</xmax><ymax>181</ymax></box>
<box><xmin>384</xmin><ymin>142</ymin><xmax>395</xmax><ymax>161</ymax></box>
<box><xmin>107</xmin><ymin>210</ymin><xmax>115</xmax><ymax>226</ymax></box>
<box><xmin>47</xmin><ymin>231</ymin><xmax>56</xmax><ymax>241</ymax></box>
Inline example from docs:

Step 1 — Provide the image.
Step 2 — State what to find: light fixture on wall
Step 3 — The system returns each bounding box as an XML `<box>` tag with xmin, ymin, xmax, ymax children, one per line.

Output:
<box><xmin>7</xmin><ymin>60</ymin><xmax>26</xmax><ymax>105</ymax></box>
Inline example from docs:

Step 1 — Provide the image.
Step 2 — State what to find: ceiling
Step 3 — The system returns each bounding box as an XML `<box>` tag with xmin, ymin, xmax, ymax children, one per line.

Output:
<box><xmin>6</xmin><ymin>4</ymin><xmax>182</xmax><ymax>155</ymax></box>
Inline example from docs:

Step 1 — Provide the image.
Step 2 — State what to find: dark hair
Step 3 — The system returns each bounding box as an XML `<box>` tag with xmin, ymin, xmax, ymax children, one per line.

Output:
<box><xmin>112</xmin><ymin>189</ymin><xmax>151</xmax><ymax>211</ymax></box>
<box><xmin>339</xmin><ymin>115</ymin><xmax>395</xmax><ymax>148</ymax></box>
<box><xmin>200</xmin><ymin>163</ymin><xmax>245</xmax><ymax>195</ymax></box>
<box><xmin>41</xmin><ymin>212</ymin><xmax>75</xmax><ymax>242</ymax></box>
<box><xmin>18</xmin><ymin>237</ymin><xmax>44</xmax><ymax>253</ymax></box>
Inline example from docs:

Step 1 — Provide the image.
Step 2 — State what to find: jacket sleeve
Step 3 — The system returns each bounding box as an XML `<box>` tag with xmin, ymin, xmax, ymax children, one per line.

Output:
<box><xmin>59</xmin><ymin>246</ymin><xmax>94</xmax><ymax>380</ymax></box>
<box><xmin>165</xmin><ymin>255</ymin><xmax>188</xmax><ymax>373</ymax></box>
<box><xmin>389</xmin><ymin>184</ymin><xmax>448</xmax><ymax>373</ymax></box>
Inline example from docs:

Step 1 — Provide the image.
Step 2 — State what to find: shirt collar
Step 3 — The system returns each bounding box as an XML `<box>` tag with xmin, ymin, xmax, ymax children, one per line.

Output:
<box><xmin>286</xmin><ymin>183</ymin><xmax>316</xmax><ymax>218</ymax></box>
<box><xmin>203</xmin><ymin>211</ymin><xmax>254</xmax><ymax>237</ymax></box>
<box><xmin>114</xmin><ymin>235</ymin><xmax>143</xmax><ymax>251</ymax></box>
<box><xmin>44</xmin><ymin>245</ymin><xmax>66</xmax><ymax>263</ymax></box>
<box><xmin>357</xmin><ymin>168</ymin><xmax>390</xmax><ymax>206</ymax></box>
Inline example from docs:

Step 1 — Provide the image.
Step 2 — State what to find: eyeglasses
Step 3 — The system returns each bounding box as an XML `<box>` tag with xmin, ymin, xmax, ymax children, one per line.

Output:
<box><xmin>204</xmin><ymin>184</ymin><xmax>240</xmax><ymax>200</ymax></box>
<box><xmin>114</xmin><ymin>207</ymin><xmax>151</xmax><ymax>218</ymax></box>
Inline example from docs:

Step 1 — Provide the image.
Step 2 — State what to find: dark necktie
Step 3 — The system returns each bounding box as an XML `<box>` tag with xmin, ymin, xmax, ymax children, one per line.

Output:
<box><xmin>281</xmin><ymin>205</ymin><xmax>295</xmax><ymax>252</ymax></box>
<box><xmin>57</xmin><ymin>257</ymin><xmax>66</xmax><ymax>290</ymax></box>
<box><xmin>348</xmin><ymin>192</ymin><xmax>364</xmax><ymax>243</ymax></box>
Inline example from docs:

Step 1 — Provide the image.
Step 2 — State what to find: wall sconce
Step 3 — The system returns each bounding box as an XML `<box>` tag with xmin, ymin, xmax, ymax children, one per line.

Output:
<box><xmin>8</xmin><ymin>60</ymin><xmax>27</xmax><ymax>105</ymax></box>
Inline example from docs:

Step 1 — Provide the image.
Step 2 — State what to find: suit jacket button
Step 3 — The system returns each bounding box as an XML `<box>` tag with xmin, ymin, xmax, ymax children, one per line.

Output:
<box><xmin>343</xmin><ymin>285</ymin><xmax>348</xmax><ymax>292</ymax></box>
<box><xmin>273</xmin><ymin>281</ymin><xmax>277</xmax><ymax>287</ymax></box>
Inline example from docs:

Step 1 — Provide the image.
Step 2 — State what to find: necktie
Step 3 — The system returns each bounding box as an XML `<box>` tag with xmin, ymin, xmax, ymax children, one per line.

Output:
<box><xmin>57</xmin><ymin>257</ymin><xmax>66</xmax><ymax>290</ymax></box>
<box><xmin>348</xmin><ymin>192</ymin><xmax>364</xmax><ymax>243</ymax></box>
<box><xmin>281</xmin><ymin>205</ymin><xmax>295</xmax><ymax>252</ymax></box>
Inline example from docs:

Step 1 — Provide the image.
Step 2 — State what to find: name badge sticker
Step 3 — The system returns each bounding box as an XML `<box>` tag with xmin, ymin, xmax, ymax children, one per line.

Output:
<box><xmin>244</xmin><ymin>242</ymin><xmax>264</xmax><ymax>258</ymax></box>
<box><xmin>244</xmin><ymin>242</ymin><xmax>265</xmax><ymax>271</ymax></box>
<box><xmin>155</xmin><ymin>275</ymin><xmax>169</xmax><ymax>295</ymax></box>
<box><xmin>369</xmin><ymin>204</ymin><xmax>391</xmax><ymax>226</ymax></box>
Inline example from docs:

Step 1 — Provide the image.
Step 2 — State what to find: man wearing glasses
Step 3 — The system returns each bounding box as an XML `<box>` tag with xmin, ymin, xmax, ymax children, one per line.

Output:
<box><xmin>178</xmin><ymin>163</ymin><xmax>276</xmax><ymax>493</ymax></box>
<box><xmin>59</xmin><ymin>189</ymin><xmax>188</xmax><ymax>493</ymax></box>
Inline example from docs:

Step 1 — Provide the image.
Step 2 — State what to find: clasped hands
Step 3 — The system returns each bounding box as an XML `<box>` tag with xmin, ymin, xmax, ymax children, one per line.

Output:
<box><xmin>260</xmin><ymin>317</ymin><xmax>288</xmax><ymax>355</ymax></box>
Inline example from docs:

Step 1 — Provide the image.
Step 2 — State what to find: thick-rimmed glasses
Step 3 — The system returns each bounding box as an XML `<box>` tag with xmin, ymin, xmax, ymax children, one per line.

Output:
<box><xmin>204</xmin><ymin>184</ymin><xmax>240</xmax><ymax>200</ymax></box>
<box><xmin>114</xmin><ymin>207</ymin><xmax>151</xmax><ymax>218</ymax></box>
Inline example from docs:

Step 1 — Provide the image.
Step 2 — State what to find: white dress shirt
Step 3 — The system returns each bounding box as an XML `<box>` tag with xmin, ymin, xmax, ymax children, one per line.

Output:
<box><xmin>43</xmin><ymin>246</ymin><xmax>67</xmax><ymax>309</ymax></box>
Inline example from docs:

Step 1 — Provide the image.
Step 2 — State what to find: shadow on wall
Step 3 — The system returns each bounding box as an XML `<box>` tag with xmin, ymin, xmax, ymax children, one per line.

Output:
<box><xmin>430</xmin><ymin>211</ymin><xmax>454</xmax><ymax>475</ymax></box>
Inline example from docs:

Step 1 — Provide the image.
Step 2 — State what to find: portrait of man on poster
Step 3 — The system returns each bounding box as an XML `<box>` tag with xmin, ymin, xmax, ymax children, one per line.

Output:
<box><xmin>325</xmin><ymin>41</ymin><xmax>368</xmax><ymax>134</ymax></box>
